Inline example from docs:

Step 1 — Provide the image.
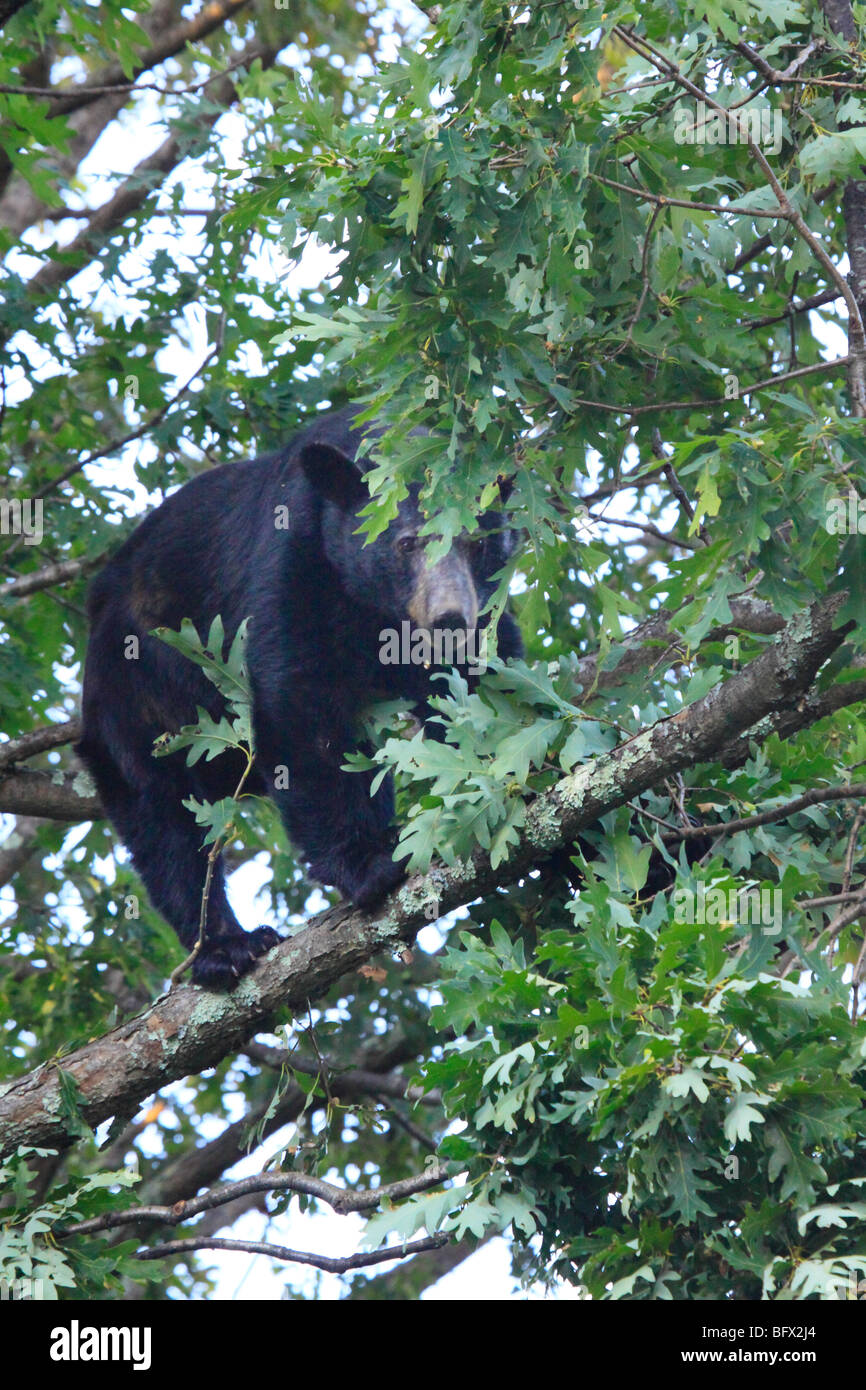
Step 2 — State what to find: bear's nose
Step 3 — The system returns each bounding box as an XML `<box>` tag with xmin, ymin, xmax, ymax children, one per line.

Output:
<box><xmin>431</xmin><ymin>609</ymin><xmax>471</xmax><ymax>631</ymax></box>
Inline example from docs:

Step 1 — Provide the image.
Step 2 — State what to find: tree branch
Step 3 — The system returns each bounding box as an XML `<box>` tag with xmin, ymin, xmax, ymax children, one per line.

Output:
<box><xmin>60</xmin><ymin>1162</ymin><xmax>449</xmax><ymax>1237</ymax></box>
<box><xmin>664</xmin><ymin>782</ymin><xmax>866</xmax><ymax>841</ymax></box>
<box><xmin>13</xmin><ymin>38</ymin><xmax>277</xmax><ymax>312</ymax></box>
<box><xmin>136</xmin><ymin>1233</ymin><xmax>448</xmax><ymax>1273</ymax></box>
<box><xmin>38</xmin><ymin>0</ymin><xmax>252</xmax><ymax>120</ymax></box>
<box><xmin>0</xmin><ymin>594</ymin><xmax>850</xmax><ymax>1159</ymax></box>
<box><xmin>1</xmin><ymin>556</ymin><xmax>103</xmax><ymax>599</ymax></box>
<box><xmin>0</xmin><ymin>766</ymin><xmax>100</xmax><ymax>820</ymax></box>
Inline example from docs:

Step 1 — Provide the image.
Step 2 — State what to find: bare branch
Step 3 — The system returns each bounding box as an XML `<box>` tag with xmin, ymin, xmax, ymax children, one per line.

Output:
<box><xmin>591</xmin><ymin>172</ymin><xmax>787</xmax><ymax>220</ymax></box>
<box><xmin>1</xmin><ymin>556</ymin><xmax>103</xmax><ymax>599</ymax></box>
<box><xmin>137</xmin><ymin>1233</ymin><xmax>448</xmax><ymax>1273</ymax></box>
<box><xmin>13</xmin><ymin>39</ymin><xmax>277</xmax><ymax>313</ymax></box>
<box><xmin>60</xmin><ymin>1163</ymin><xmax>449</xmax><ymax>1237</ymax></box>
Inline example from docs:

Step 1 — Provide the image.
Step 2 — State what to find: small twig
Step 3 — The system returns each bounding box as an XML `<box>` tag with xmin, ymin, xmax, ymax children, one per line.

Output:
<box><xmin>842</xmin><ymin>807</ymin><xmax>865</xmax><ymax>895</ymax></box>
<box><xmin>583</xmin><ymin>507</ymin><xmax>700</xmax><ymax>551</ymax></box>
<box><xmin>607</xmin><ymin>202</ymin><xmax>663</xmax><ymax>361</ymax></box>
<box><xmin>375</xmin><ymin>1097</ymin><xmax>439</xmax><ymax>1153</ymax></box>
<box><xmin>651</xmin><ymin>427</ymin><xmax>709</xmax><ymax>545</ymax></box>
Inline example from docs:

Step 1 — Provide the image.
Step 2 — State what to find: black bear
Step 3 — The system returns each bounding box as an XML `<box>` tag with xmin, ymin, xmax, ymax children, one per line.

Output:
<box><xmin>76</xmin><ymin>408</ymin><xmax>523</xmax><ymax>989</ymax></box>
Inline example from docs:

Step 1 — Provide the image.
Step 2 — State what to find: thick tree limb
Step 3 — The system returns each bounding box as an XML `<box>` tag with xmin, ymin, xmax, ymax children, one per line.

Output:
<box><xmin>0</xmin><ymin>600</ymin><xmax>861</xmax><ymax>824</ymax></box>
<box><xmin>0</xmin><ymin>766</ymin><xmax>100</xmax><ymax>819</ymax></box>
<box><xmin>0</xmin><ymin>594</ymin><xmax>850</xmax><ymax>1160</ymax></box>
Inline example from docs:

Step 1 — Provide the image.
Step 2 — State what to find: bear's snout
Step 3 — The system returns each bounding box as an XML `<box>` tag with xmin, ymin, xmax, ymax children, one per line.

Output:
<box><xmin>408</xmin><ymin>554</ymin><xmax>478</xmax><ymax>633</ymax></box>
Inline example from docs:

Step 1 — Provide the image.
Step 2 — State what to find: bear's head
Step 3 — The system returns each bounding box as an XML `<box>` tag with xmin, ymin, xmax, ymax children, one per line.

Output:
<box><xmin>298</xmin><ymin>427</ymin><xmax>518</xmax><ymax>647</ymax></box>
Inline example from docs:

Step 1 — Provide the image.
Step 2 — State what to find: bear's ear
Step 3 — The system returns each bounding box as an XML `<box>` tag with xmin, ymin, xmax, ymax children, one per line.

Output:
<box><xmin>299</xmin><ymin>442</ymin><xmax>367</xmax><ymax>510</ymax></box>
<box><xmin>495</xmin><ymin>471</ymin><xmax>516</xmax><ymax>504</ymax></box>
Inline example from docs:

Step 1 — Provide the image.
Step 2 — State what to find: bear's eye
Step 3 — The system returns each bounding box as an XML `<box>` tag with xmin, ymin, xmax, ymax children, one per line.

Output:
<box><xmin>397</xmin><ymin>534</ymin><xmax>418</xmax><ymax>554</ymax></box>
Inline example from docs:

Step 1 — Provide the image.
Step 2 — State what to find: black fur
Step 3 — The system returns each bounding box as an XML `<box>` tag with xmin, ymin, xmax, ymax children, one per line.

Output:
<box><xmin>76</xmin><ymin>408</ymin><xmax>522</xmax><ymax>989</ymax></box>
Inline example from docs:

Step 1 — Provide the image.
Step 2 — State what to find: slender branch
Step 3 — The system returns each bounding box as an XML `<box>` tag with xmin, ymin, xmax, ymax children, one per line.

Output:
<box><xmin>342</xmin><ymin>1235</ymin><xmax>486</xmax><ymax>1299</ymax></box>
<box><xmin>606</xmin><ymin>201</ymin><xmax>663</xmax><ymax>360</ymax></box>
<box><xmin>10</xmin><ymin>39</ymin><xmax>276</xmax><ymax>321</ymax></box>
<box><xmin>820</xmin><ymin>0</ymin><xmax>866</xmax><ymax>417</ymax></box>
<box><xmin>664</xmin><ymin>783</ymin><xmax>866</xmax><ymax>841</ymax></box>
<box><xmin>60</xmin><ymin>1163</ymin><xmax>449</xmax><ymax>1237</ymax></box>
<box><xmin>611</xmin><ymin>24</ymin><xmax>866</xmax><ymax>412</ymax></box>
<box><xmin>591</xmin><ymin>173</ymin><xmax>787</xmax><ymax>220</ymax></box>
<box><xmin>29</xmin><ymin>336</ymin><xmax>224</xmax><ymax>506</ymax></box>
<box><xmin>0</xmin><ymin>48</ymin><xmax>262</xmax><ymax>107</ymax></box>
<box><xmin>735</xmin><ymin>37</ymin><xmax>827</xmax><ymax>84</ymax></box>
<box><xmin>779</xmin><ymin>887</ymin><xmax>866</xmax><ymax>976</ymax></box>
<box><xmin>798</xmin><ymin>889</ymin><xmax>866</xmax><ymax>910</ymax></box>
<box><xmin>841</xmin><ymin>806</ymin><xmax>865</xmax><ymax>894</ymax></box>
<box><xmin>136</xmin><ymin>1233</ymin><xmax>448</xmax><ymax>1273</ymax></box>
<box><xmin>583</xmin><ymin>508</ymin><xmax>700</xmax><ymax>551</ymax></box>
<box><xmin>746</xmin><ymin>287</ymin><xmax>842</xmax><ymax>330</ymax></box>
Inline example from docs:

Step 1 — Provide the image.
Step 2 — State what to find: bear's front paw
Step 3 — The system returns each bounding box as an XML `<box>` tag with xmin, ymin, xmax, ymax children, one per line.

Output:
<box><xmin>351</xmin><ymin>851</ymin><xmax>409</xmax><ymax>910</ymax></box>
<box><xmin>191</xmin><ymin>925</ymin><xmax>281</xmax><ymax>990</ymax></box>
